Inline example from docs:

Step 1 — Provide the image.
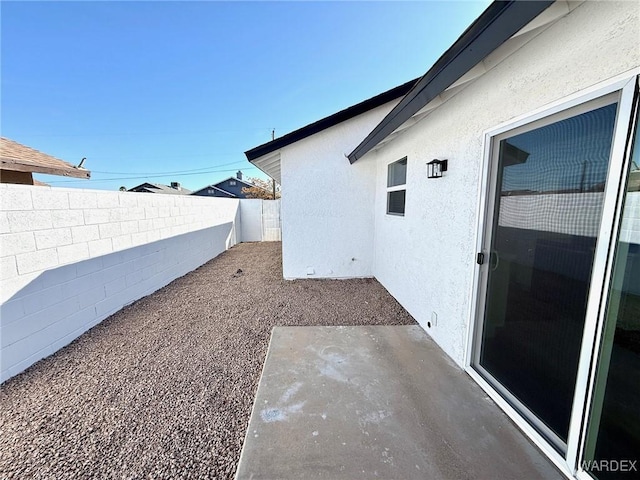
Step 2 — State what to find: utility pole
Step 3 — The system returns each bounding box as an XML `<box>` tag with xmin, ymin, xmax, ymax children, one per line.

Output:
<box><xmin>271</xmin><ymin>129</ymin><xmax>276</xmax><ymax>200</ymax></box>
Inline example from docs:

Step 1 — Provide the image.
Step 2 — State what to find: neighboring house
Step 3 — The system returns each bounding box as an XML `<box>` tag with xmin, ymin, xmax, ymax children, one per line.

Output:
<box><xmin>0</xmin><ymin>137</ymin><xmax>90</xmax><ymax>185</ymax></box>
<box><xmin>191</xmin><ymin>185</ymin><xmax>238</xmax><ymax>198</ymax></box>
<box><xmin>128</xmin><ymin>182</ymin><xmax>192</xmax><ymax>195</ymax></box>
<box><xmin>246</xmin><ymin>2</ymin><xmax>639</xmax><ymax>479</ymax></box>
<box><xmin>192</xmin><ymin>171</ymin><xmax>269</xmax><ymax>198</ymax></box>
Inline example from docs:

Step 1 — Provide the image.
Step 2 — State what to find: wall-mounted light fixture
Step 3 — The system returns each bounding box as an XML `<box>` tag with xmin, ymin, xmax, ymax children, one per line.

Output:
<box><xmin>427</xmin><ymin>159</ymin><xmax>448</xmax><ymax>179</ymax></box>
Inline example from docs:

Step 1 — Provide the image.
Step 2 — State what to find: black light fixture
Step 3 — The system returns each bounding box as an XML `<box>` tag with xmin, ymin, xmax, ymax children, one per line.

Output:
<box><xmin>427</xmin><ymin>159</ymin><xmax>448</xmax><ymax>179</ymax></box>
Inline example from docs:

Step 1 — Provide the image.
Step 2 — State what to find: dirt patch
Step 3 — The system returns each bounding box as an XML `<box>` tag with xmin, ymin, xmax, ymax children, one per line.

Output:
<box><xmin>0</xmin><ymin>242</ymin><xmax>415</xmax><ymax>479</ymax></box>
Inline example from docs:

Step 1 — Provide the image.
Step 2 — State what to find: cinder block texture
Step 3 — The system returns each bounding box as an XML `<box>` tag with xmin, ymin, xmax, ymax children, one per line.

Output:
<box><xmin>1</xmin><ymin>184</ymin><xmax>243</xmax><ymax>382</ymax></box>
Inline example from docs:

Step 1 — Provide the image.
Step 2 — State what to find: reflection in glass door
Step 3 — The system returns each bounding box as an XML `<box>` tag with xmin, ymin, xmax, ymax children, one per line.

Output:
<box><xmin>475</xmin><ymin>98</ymin><xmax>619</xmax><ymax>451</ymax></box>
<box><xmin>583</xmin><ymin>114</ymin><xmax>639</xmax><ymax>479</ymax></box>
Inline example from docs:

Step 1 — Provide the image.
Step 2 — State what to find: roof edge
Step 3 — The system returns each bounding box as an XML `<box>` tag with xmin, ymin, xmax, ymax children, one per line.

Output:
<box><xmin>192</xmin><ymin>185</ymin><xmax>238</xmax><ymax>197</ymax></box>
<box><xmin>245</xmin><ymin>78</ymin><xmax>418</xmax><ymax>162</ymax></box>
<box><xmin>1</xmin><ymin>158</ymin><xmax>91</xmax><ymax>179</ymax></box>
<box><xmin>215</xmin><ymin>176</ymin><xmax>261</xmax><ymax>188</ymax></box>
<box><xmin>347</xmin><ymin>0</ymin><xmax>555</xmax><ymax>163</ymax></box>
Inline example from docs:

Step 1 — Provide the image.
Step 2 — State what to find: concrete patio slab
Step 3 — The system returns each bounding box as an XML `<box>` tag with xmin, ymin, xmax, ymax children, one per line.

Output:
<box><xmin>236</xmin><ymin>325</ymin><xmax>563</xmax><ymax>480</ymax></box>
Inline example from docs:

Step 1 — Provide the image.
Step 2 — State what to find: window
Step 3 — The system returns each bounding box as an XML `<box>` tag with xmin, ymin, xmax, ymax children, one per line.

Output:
<box><xmin>229</xmin><ymin>180</ymin><xmax>237</xmax><ymax>186</ymax></box>
<box><xmin>387</xmin><ymin>158</ymin><xmax>407</xmax><ymax>215</ymax></box>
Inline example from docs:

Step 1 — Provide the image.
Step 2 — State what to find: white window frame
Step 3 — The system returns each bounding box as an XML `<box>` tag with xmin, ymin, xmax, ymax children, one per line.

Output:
<box><xmin>386</xmin><ymin>157</ymin><xmax>407</xmax><ymax>216</ymax></box>
<box><xmin>464</xmin><ymin>70</ymin><xmax>639</xmax><ymax>480</ymax></box>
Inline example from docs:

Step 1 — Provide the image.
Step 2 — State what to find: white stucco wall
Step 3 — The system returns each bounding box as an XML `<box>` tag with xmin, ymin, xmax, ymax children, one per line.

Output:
<box><xmin>279</xmin><ymin>101</ymin><xmax>399</xmax><ymax>279</ymax></box>
<box><xmin>368</xmin><ymin>1</ymin><xmax>639</xmax><ymax>366</ymax></box>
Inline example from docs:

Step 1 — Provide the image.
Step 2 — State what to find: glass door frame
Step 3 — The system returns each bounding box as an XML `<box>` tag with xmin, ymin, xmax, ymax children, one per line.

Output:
<box><xmin>465</xmin><ymin>72</ymin><xmax>639</xmax><ymax>479</ymax></box>
<box><xmin>574</xmin><ymin>77</ymin><xmax>639</xmax><ymax>480</ymax></box>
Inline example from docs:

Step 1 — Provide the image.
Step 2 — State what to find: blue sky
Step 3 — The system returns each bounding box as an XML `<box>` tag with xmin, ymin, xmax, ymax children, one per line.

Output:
<box><xmin>2</xmin><ymin>1</ymin><xmax>490</xmax><ymax>191</ymax></box>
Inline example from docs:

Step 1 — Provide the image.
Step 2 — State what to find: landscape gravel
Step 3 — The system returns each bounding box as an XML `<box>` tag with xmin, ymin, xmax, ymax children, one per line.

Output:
<box><xmin>0</xmin><ymin>242</ymin><xmax>415</xmax><ymax>479</ymax></box>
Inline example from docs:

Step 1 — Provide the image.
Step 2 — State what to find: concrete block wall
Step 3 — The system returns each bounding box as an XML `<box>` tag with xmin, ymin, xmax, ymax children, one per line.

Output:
<box><xmin>0</xmin><ymin>184</ymin><xmax>241</xmax><ymax>382</ymax></box>
<box><xmin>620</xmin><ymin>191</ymin><xmax>640</xmax><ymax>245</ymax></box>
<box><xmin>619</xmin><ymin>191</ymin><xmax>640</xmax><ymax>299</ymax></box>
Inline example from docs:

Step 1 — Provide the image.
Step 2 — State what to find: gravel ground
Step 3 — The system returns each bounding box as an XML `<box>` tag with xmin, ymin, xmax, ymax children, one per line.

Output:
<box><xmin>0</xmin><ymin>242</ymin><xmax>415</xmax><ymax>479</ymax></box>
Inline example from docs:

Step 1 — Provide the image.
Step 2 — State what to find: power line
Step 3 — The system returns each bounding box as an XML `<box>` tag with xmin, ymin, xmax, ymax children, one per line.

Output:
<box><xmin>87</xmin><ymin>152</ymin><xmax>246</xmax><ymax>162</ymax></box>
<box><xmin>46</xmin><ymin>166</ymin><xmax>260</xmax><ymax>184</ymax></box>
<box><xmin>91</xmin><ymin>159</ymin><xmax>248</xmax><ymax>176</ymax></box>
<box><xmin>18</xmin><ymin>128</ymin><xmax>279</xmax><ymax>138</ymax></box>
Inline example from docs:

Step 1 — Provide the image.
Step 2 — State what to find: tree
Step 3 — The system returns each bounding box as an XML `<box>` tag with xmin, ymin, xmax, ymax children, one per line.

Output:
<box><xmin>242</xmin><ymin>177</ymin><xmax>281</xmax><ymax>199</ymax></box>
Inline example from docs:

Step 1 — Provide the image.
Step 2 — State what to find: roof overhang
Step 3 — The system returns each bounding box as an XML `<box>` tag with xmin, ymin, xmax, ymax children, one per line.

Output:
<box><xmin>347</xmin><ymin>0</ymin><xmax>575</xmax><ymax>162</ymax></box>
<box><xmin>245</xmin><ymin>79</ymin><xmax>418</xmax><ymax>183</ymax></box>
<box><xmin>250</xmin><ymin>151</ymin><xmax>282</xmax><ymax>184</ymax></box>
<box><xmin>1</xmin><ymin>157</ymin><xmax>90</xmax><ymax>179</ymax></box>
<box><xmin>1</xmin><ymin>137</ymin><xmax>91</xmax><ymax>179</ymax></box>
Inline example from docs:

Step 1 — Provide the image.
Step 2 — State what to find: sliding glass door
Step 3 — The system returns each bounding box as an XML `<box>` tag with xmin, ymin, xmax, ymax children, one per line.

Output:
<box><xmin>472</xmin><ymin>77</ymin><xmax>640</xmax><ymax>476</ymax></box>
<box><xmin>582</xmin><ymin>111</ymin><xmax>639</xmax><ymax>479</ymax></box>
<box><xmin>475</xmin><ymin>97</ymin><xmax>619</xmax><ymax>451</ymax></box>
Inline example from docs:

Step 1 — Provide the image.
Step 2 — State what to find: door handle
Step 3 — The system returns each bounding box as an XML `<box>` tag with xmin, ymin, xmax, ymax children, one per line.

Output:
<box><xmin>490</xmin><ymin>250</ymin><xmax>500</xmax><ymax>271</ymax></box>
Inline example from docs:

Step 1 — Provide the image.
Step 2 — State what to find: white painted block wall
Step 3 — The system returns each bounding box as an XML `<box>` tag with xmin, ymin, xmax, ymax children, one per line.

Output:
<box><xmin>620</xmin><ymin>191</ymin><xmax>640</xmax><ymax>245</ymax></box>
<box><xmin>0</xmin><ymin>184</ymin><xmax>241</xmax><ymax>382</ymax></box>
<box><xmin>370</xmin><ymin>0</ymin><xmax>640</xmax><ymax>366</ymax></box>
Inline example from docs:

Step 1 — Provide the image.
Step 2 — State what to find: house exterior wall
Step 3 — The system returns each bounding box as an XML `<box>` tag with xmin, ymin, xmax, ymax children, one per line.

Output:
<box><xmin>0</xmin><ymin>184</ymin><xmax>241</xmax><ymax>382</ymax></box>
<box><xmin>1</xmin><ymin>170</ymin><xmax>34</xmax><ymax>185</ymax></box>
<box><xmin>368</xmin><ymin>0</ymin><xmax>639</xmax><ymax>366</ymax></box>
<box><xmin>279</xmin><ymin>101</ymin><xmax>399</xmax><ymax>279</ymax></box>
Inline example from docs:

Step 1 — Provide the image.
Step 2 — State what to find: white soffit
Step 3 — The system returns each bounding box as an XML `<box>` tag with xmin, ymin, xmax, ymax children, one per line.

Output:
<box><xmin>252</xmin><ymin>151</ymin><xmax>281</xmax><ymax>184</ymax></box>
<box><xmin>372</xmin><ymin>0</ymin><xmax>581</xmax><ymax>152</ymax></box>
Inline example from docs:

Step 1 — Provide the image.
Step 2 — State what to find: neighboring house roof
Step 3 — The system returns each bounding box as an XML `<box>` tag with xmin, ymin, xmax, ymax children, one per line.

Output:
<box><xmin>191</xmin><ymin>185</ymin><xmax>238</xmax><ymax>197</ymax></box>
<box><xmin>191</xmin><ymin>176</ymin><xmax>271</xmax><ymax>198</ymax></box>
<box><xmin>128</xmin><ymin>182</ymin><xmax>192</xmax><ymax>195</ymax></box>
<box><xmin>348</xmin><ymin>0</ymin><xmax>554</xmax><ymax>162</ymax></box>
<box><xmin>213</xmin><ymin>176</ymin><xmax>261</xmax><ymax>190</ymax></box>
<box><xmin>244</xmin><ymin>78</ymin><xmax>418</xmax><ymax>180</ymax></box>
<box><xmin>0</xmin><ymin>137</ymin><xmax>90</xmax><ymax>179</ymax></box>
